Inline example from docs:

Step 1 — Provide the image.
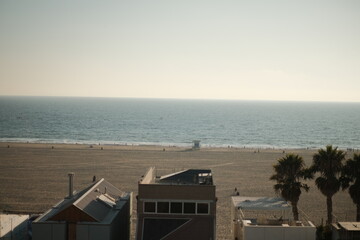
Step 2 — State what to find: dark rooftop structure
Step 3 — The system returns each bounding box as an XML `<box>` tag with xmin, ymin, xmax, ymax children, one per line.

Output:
<box><xmin>156</xmin><ymin>169</ymin><xmax>213</xmax><ymax>185</ymax></box>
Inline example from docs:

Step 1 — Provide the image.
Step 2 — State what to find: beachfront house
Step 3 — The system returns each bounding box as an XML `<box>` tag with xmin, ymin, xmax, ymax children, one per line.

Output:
<box><xmin>231</xmin><ymin>196</ymin><xmax>316</xmax><ymax>240</ymax></box>
<box><xmin>32</xmin><ymin>173</ymin><xmax>132</xmax><ymax>240</ymax></box>
<box><xmin>331</xmin><ymin>222</ymin><xmax>360</xmax><ymax>240</ymax></box>
<box><xmin>136</xmin><ymin>167</ymin><xmax>216</xmax><ymax>240</ymax></box>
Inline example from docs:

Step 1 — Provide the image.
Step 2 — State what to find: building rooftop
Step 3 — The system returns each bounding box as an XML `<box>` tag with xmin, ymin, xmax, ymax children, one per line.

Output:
<box><xmin>157</xmin><ymin>169</ymin><xmax>213</xmax><ymax>185</ymax></box>
<box><xmin>140</xmin><ymin>167</ymin><xmax>213</xmax><ymax>185</ymax></box>
<box><xmin>232</xmin><ymin>196</ymin><xmax>314</xmax><ymax>227</ymax></box>
<box><xmin>34</xmin><ymin>178</ymin><xmax>129</xmax><ymax>224</ymax></box>
<box><xmin>333</xmin><ymin>222</ymin><xmax>360</xmax><ymax>231</ymax></box>
<box><xmin>232</xmin><ymin>196</ymin><xmax>291</xmax><ymax>211</ymax></box>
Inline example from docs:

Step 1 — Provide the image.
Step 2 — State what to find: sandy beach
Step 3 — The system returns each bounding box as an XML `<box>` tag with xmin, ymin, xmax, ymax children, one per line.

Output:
<box><xmin>0</xmin><ymin>143</ymin><xmax>356</xmax><ymax>239</ymax></box>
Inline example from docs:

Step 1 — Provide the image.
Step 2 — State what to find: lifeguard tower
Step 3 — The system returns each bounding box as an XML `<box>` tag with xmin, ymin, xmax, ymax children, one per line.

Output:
<box><xmin>193</xmin><ymin>140</ymin><xmax>201</xmax><ymax>149</ymax></box>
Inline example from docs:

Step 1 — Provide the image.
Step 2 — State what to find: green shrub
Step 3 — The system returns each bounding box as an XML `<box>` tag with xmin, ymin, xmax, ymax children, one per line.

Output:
<box><xmin>316</xmin><ymin>225</ymin><xmax>332</xmax><ymax>240</ymax></box>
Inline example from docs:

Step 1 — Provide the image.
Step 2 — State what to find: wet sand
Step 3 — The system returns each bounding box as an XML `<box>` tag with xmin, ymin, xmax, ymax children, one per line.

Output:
<box><xmin>0</xmin><ymin>143</ymin><xmax>356</xmax><ymax>239</ymax></box>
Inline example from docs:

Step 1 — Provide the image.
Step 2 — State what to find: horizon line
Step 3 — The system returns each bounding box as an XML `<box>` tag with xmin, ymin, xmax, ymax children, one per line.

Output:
<box><xmin>1</xmin><ymin>94</ymin><xmax>360</xmax><ymax>104</ymax></box>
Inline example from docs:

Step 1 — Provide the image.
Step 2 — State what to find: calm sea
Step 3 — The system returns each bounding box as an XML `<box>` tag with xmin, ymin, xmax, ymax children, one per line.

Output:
<box><xmin>0</xmin><ymin>96</ymin><xmax>359</xmax><ymax>149</ymax></box>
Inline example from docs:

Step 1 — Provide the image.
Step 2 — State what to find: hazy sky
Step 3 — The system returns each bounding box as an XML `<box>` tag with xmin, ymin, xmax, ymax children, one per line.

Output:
<box><xmin>1</xmin><ymin>1</ymin><xmax>359</xmax><ymax>102</ymax></box>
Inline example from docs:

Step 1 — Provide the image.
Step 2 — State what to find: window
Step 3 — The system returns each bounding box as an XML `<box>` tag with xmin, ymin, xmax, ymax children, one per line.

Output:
<box><xmin>183</xmin><ymin>202</ymin><xmax>196</xmax><ymax>214</ymax></box>
<box><xmin>170</xmin><ymin>202</ymin><xmax>182</xmax><ymax>214</ymax></box>
<box><xmin>144</xmin><ymin>202</ymin><xmax>156</xmax><ymax>213</ymax></box>
<box><xmin>143</xmin><ymin>200</ymin><xmax>210</xmax><ymax>215</ymax></box>
<box><xmin>157</xmin><ymin>202</ymin><xmax>170</xmax><ymax>213</ymax></box>
<box><xmin>197</xmin><ymin>203</ymin><xmax>209</xmax><ymax>214</ymax></box>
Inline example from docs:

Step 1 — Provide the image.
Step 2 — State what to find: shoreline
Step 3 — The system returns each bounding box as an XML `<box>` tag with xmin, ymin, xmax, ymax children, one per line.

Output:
<box><xmin>2</xmin><ymin>140</ymin><xmax>357</xmax><ymax>152</ymax></box>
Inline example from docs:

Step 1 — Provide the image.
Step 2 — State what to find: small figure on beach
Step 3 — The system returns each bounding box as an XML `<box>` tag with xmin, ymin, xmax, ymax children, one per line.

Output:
<box><xmin>93</xmin><ymin>175</ymin><xmax>96</xmax><ymax>182</ymax></box>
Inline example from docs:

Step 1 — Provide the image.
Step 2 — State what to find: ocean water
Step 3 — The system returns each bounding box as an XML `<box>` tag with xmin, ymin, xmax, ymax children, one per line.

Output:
<box><xmin>0</xmin><ymin>96</ymin><xmax>359</xmax><ymax>149</ymax></box>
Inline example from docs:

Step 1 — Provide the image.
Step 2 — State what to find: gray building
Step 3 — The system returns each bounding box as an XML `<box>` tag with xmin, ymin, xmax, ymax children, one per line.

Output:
<box><xmin>136</xmin><ymin>167</ymin><xmax>216</xmax><ymax>240</ymax></box>
<box><xmin>32</xmin><ymin>174</ymin><xmax>132</xmax><ymax>240</ymax></box>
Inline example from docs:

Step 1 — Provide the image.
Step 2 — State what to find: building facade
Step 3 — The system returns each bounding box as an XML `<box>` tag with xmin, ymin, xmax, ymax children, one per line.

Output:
<box><xmin>136</xmin><ymin>167</ymin><xmax>216</xmax><ymax>240</ymax></box>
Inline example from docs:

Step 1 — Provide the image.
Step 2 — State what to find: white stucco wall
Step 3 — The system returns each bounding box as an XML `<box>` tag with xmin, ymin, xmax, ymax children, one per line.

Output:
<box><xmin>243</xmin><ymin>225</ymin><xmax>316</xmax><ymax>240</ymax></box>
<box><xmin>0</xmin><ymin>214</ymin><xmax>29</xmax><ymax>240</ymax></box>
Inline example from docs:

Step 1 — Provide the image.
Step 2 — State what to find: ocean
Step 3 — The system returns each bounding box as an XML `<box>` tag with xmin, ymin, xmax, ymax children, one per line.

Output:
<box><xmin>0</xmin><ymin>96</ymin><xmax>359</xmax><ymax>149</ymax></box>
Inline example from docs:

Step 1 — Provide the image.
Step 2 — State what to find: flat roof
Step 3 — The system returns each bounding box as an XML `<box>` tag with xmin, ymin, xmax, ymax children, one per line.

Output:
<box><xmin>157</xmin><ymin>169</ymin><xmax>213</xmax><ymax>185</ymax></box>
<box><xmin>232</xmin><ymin>196</ymin><xmax>291</xmax><ymax>211</ymax></box>
<box><xmin>338</xmin><ymin>222</ymin><xmax>360</xmax><ymax>231</ymax></box>
<box><xmin>140</xmin><ymin>167</ymin><xmax>214</xmax><ymax>185</ymax></box>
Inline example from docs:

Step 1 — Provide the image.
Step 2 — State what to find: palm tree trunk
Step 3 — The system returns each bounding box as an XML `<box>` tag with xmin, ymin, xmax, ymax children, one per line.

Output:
<box><xmin>291</xmin><ymin>202</ymin><xmax>299</xmax><ymax>221</ymax></box>
<box><xmin>357</xmin><ymin>204</ymin><xmax>360</xmax><ymax>222</ymax></box>
<box><xmin>326</xmin><ymin>196</ymin><xmax>333</xmax><ymax>224</ymax></box>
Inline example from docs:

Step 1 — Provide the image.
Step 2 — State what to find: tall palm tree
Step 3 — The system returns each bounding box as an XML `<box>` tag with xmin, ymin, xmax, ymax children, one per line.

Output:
<box><xmin>270</xmin><ymin>154</ymin><xmax>309</xmax><ymax>220</ymax></box>
<box><xmin>341</xmin><ymin>153</ymin><xmax>360</xmax><ymax>221</ymax></box>
<box><xmin>310</xmin><ymin>145</ymin><xmax>346</xmax><ymax>224</ymax></box>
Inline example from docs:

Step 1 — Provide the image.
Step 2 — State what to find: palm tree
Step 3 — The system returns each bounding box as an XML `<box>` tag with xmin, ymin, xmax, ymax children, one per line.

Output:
<box><xmin>310</xmin><ymin>145</ymin><xmax>346</xmax><ymax>224</ymax></box>
<box><xmin>270</xmin><ymin>154</ymin><xmax>309</xmax><ymax>220</ymax></box>
<box><xmin>341</xmin><ymin>153</ymin><xmax>360</xmax><ymax>221</ymax></box>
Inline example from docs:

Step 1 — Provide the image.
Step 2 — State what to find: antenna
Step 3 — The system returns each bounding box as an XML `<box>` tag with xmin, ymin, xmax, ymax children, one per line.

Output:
<box><xmin>68</xmin><ymin>172</ymin><xmax>75</xmax><ymax>198</ymax></box>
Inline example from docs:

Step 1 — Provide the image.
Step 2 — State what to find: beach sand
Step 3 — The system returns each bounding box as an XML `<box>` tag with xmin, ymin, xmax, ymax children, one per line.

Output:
<box><xmin>0</xmin><ymin>143</ymin><xmax>356</xmax><ymax>239</ymax></box>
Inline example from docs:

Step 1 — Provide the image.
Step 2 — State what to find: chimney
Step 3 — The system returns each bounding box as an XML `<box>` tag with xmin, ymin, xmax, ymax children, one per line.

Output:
<box><xmin>68</xmin><ymin>172</ymin><xmax>75</xmax><ymax>198</ymax></box>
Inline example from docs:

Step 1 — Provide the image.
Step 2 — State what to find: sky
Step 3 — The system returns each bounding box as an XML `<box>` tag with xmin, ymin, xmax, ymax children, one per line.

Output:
<box><xmin>0</xmin><ymin>1</ymin><xmax>359</xmax><ymax>102</ymax></box>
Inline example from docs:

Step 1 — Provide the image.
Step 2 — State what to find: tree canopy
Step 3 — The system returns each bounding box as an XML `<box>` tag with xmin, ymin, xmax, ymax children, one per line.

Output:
<box><xmin>270</xmin><ymin>153</ymin><xmax>309</xmax><ymax>220</ymax></box>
